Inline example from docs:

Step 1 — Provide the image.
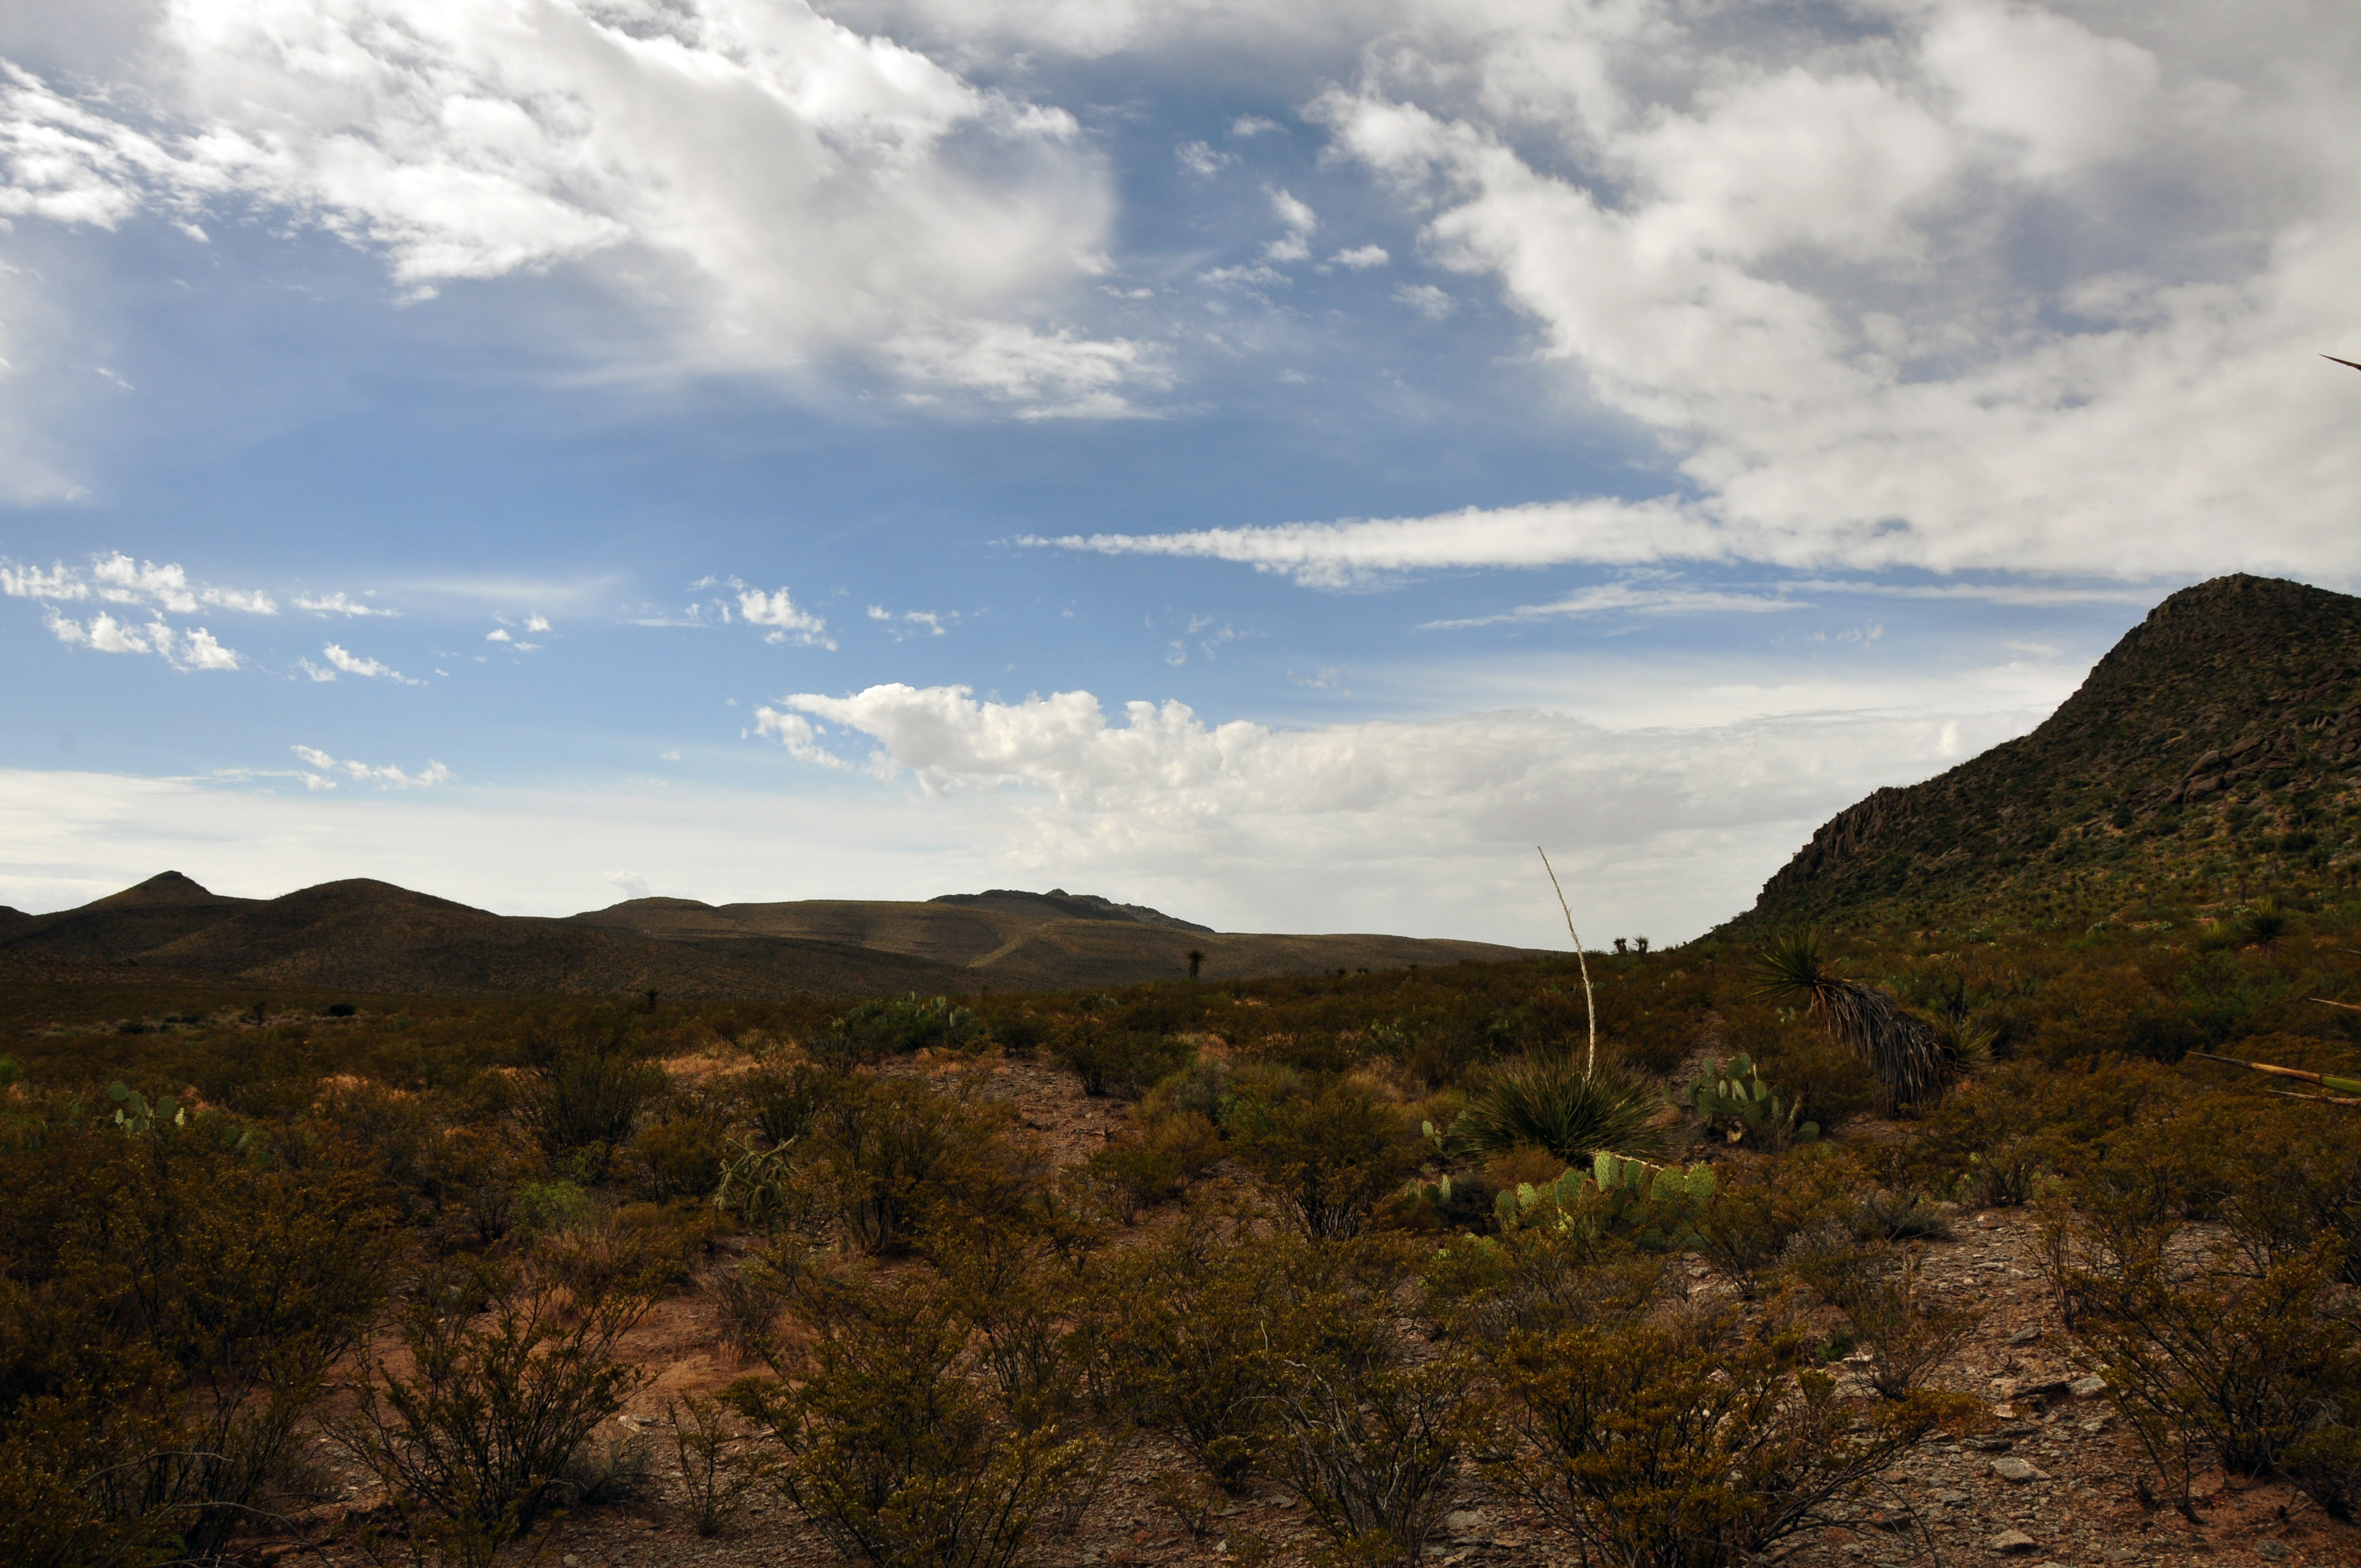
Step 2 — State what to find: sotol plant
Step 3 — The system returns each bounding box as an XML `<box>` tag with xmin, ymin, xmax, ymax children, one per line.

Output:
<box><xmin>1755</xmin><ymin>932</ymin><xmax>1948</xmax><ymax>1114</ymax></box>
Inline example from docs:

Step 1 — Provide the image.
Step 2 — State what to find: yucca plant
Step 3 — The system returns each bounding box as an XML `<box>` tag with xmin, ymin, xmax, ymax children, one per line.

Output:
<box><xmin>1459</xmin><ymin>1057</ymin><xmax>1668</xmax><ymax>1164</ymax></box>
<box><xmin>1755</xmin><ymin>932</ymin><xmax>1947</xmax><ymax>1114</ymax></box>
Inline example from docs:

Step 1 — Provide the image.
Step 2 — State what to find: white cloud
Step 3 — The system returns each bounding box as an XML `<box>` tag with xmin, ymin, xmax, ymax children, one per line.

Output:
<box><xmin>1392</xmin><ymin>282</ymin><xmax>1454</xmax><ymax>319</ymax></box>
<box><xmin>1022</xmin><ymin>494</ymin><xmax>1709</xmax><ymax>587</ymax></box>
<box><xmin>747</xmin><ymin>678</ymin><xmax>2045</xmax><ymax>938</ymax></box>
<box><xmin>603</xmin><ymin>870</ymin><xmax>652</xmax><ymax>900</ymax></box>
<box><xmin>1263</xmin><ymin>186</ymin><xmax>1316</xmax><ymax>263</ymax></box>
<box><xmin>738</xmin><ymin>587</ymin><xmax>837</xmax><ymax>649</ymax></box>
<box><xmin>1275</xmin><ymin>1</ymin><xmax>2361</xmax><ymax>581</ymax></box>
<box><xmin>525</xmin><ymin>614</ymin><xmax>552</xmax><ymax>634</ymax></box>
<box><xmin>486</xmin><ymin>629</ymin><xmax>512</xmax><ymax>643</ymax></box>
<box><xmin>1331</xmin><ymin>243</ymin><xmax>1389</xmax><ymax>269</ymax></box>
<box><xmin>1421</xmin><ymin>580</ymin><xmax>1807</xmax><ymax>628</ymax></box>
<box><xmin>1176</xmin><ymin>138</ymin><xmax>1232</xmax><ymax>177</ymax></box>
<box><xmin>4</xmin><ymin>552</ymin><xmax>276</xmax><ymax>615</ymax></box>
<box><xmin>1230</xmin><ymin>115</ymin><xmax>1285</xmax><ymax>139</ymax></box>
<box><xmin>39</xmin><ymin>601</ymin><xmax>240</xmax><ymax>669</ymax></box>
<box><xmin>322</xmin><ymin>643</ymin><xmax>419</xmax><ymax>684</ymax></box>
<box><xmin>292</xmin><ymin>745</ymin><xmax>451</xmax><ymax>788</ymax></box>
<box><xmin>0</xmin><ymin>1</ymin><xmax>1149</xmax><ymax>413</ymax></box>
<box><xmin>296</xmin><ymin>592</ymin><xmax>397</xmax><ymax>617</ymax></box>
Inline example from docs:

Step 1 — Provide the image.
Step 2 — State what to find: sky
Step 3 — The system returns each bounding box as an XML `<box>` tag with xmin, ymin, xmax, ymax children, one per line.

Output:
<box><xmin>1</xmin><ymin>0</ymin><xmax>2357</xmax><ymax>946</ymax></box>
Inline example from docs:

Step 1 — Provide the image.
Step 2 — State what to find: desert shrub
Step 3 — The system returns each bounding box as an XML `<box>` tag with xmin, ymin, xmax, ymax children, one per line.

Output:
<box><xmin>799</xmin><ymin>1076</ymin><xmax>1045</xmax><ymax>1254</ymax></box>
<box><xmin>427</xmin><ymin>1118</ymin><xmax>547</xmax><ymax>1245</ymax></box>
<box><xmin>1457</xmin><ymin>1058</ymin><xmax>1668</xmax><ymax>1163</ymax></box>
<box><xmin>624</xmin><ymin>1095</ymin><xmax>733</xmax><ymax>1199</ymax></box>
<box><xmin>744</xmin><ymin>1058</ymin><xmax>840</xmax><ymax>1147</ymax></box>
<box><xmin>1698</xmin><ymin>1149</ymin><xmax>1856</xmax><ymax>1298</ymax></box>
<box><xmin>1052</xmin><ymin>1026</ymin><xmax>1193</xmax><ymax>1098</ymax></box>
<box><xmin>1842</xmin><ymin>1187</ymin><xmax>1954</xmax><ymax>1243</ymax></box>
<box><xmin>1745</xmin><ymin>1034</ymin><xmax>1880</xmax><ymax>1132</ymax></box>
<box><xmin>1489</xmin><ymin>1306</ymin><xmax>1970</xmax><ymax>1567</ymax></box>
<box><xmin>725</xmin><ymin>1262</ymin><xmax>1093</xmax><ymax>1568</ymax></box>
<box><xmin>1081</xmin><ymin>1110</ymin><xmax>1223</xmax><ymax>1220</ymax></box>
<box><xmin>670</xmin><ymin>1392</ymin><xmax>768</xmax><ymax>1537</ymax></box>
<box><xmin>521</xmin><ymin>1016</ymin><xmax>667</xmax><ymax>1182</ymax></box>
<box><xmin>1788</xmin><ymin>1238</ymin><xmax>1983</xmax><ymax>1400</ymax></box>
<box><xmin>1421</xmin><ymin>1227</ymin><xmax>1667</xmax><ymax>1348</ymax></box>
<box><xmin>1094</xmin><ymin>1202</ymin><xmax>1289</xmax><ymax>1489</ymax></box>
<box><xmin>1261</xmin><ymin>1341</ymin><xmax>1489</xmax><ymax>1568</ymax></box>
<box><xmin>514</xmin><ymin>1177</ymin><xmax>595</xmax><ymax>1235</ymax></box>
<box><xmin>335</xmin><ymin>1247</ymin><xmax>659</xmax><ymax>1567</ymax></box>
<box><xmin>1232</xmin><ymin>1079</ymin><xmax>1421</xmax><ymax>1239</ymax></box>
<box><xmin>0</xmin><ymin>1126</ymin><xmax>396</xmax><ymax>1560</ymax></box>
<box><xmin>2043</xmin><ymin>1204</ymin><xmax>2361</xmax><ymax>1518</ymax></box>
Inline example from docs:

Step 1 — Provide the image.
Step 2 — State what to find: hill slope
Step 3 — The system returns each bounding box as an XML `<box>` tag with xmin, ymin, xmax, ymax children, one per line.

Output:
<box><xmin>0</xmin><ymin>874</ymin><xmax>1541</xmax><ymax>997</ymax></box>
<box><xmin>1739</xmin><ymin>574</ymin><xmax>2361</xmax><ymax>932</ymax></box>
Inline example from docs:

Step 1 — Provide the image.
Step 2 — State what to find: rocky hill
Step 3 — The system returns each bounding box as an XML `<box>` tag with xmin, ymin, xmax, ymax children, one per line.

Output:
<box><xmin>1738</xmin><ymin>574</ymin><xmax>2361</xmax><ymax>931</ymax></box>
<box><xmin>0</xmin><ymin>874</ymin><xmax>1538</xmax><ymax>998</ymax></box>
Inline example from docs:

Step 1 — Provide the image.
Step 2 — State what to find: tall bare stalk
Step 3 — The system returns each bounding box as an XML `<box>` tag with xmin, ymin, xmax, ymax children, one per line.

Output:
<box><xmin>1536</xmin><ymin>847</ymin><xmax>1596</xmax><ymax>1077</ymax></box>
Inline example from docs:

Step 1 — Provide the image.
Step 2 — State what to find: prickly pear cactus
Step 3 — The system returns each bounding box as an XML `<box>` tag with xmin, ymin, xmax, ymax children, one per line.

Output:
<box><xmin>1494</xmin><ymin>1151</ymin><xmax>1716</xmax><ymax>1250</ymax></box>
<box><xmin>1682</xmin><ymin>1054</ymin><xmax>1818</xmax><ymax>1149</ymax></box>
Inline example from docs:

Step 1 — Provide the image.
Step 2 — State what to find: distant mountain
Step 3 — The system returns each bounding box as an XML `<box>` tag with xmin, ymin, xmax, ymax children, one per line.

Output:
<box><xmin>1739</xmin><ymin>574</ymin><xmax>2361</xmax><ymax>932</ymax></box>
<box><xmin>564</xmin><ymin>891</ymin><xmax>1525</xmax><ymax>989</ymax></box>
<box><xmin>928</xmin><ymin>888</ymin><xmax>1215</xmax><ymax>934</ymax></box>
<box><xmin>0</xmin><ymin>874</ymin><xmax>1541</xmax><ymax>998</ymax></box>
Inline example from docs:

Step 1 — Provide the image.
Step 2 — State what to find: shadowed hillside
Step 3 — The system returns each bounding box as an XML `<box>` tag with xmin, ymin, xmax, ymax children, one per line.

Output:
<box><xmin>1739</xmin><ymin>574</ymin><xmax>2361</xmax><ymax>932</ymax></box>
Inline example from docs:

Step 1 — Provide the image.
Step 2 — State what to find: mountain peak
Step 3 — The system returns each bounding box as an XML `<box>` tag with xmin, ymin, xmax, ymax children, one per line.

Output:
<box><xmin>1742</xmin><ymin>574</ymin><xmax>2361</xmax><ymax>929</ymax></box>
<box><xmin>89</xmin><ymin>870</ymin><xmax>225</xmax><ymax>908</ymax></box>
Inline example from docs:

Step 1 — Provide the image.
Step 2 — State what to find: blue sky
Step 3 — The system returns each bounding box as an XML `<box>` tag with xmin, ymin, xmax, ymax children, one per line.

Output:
<box><xmin>2</xmin><ymin>0</ymin><xmax>2357</xmax><ymax>944</ymax></box>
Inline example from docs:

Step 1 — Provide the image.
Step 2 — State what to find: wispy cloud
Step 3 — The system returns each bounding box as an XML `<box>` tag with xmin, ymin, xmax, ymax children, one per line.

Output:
<box><xmin>296</xmin><ymin>591</ymin><xmax>398</xmax><ymax>617</ymax></box>
<box><xmin>6</xmin><ymin>551</ymin><xmax>275</xmax><ymax>614</ymax></box>
<box><xmin>739</xmin><ymin>586</ymin><xmax>836</xmax><ymax>649</ymax></box>
<box><xmin>1422</xmin><ymin>580</ymin><xmax>1808</xmax><ymax>628</ymax></box>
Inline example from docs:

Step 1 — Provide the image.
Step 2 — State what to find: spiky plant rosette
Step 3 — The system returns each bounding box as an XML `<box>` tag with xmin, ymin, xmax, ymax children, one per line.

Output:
<box><xmin>1460</xmin><ymin>1056</ymin><xmax>1669</xmax><ymax>1164</ymax></box>
<box><xmin>1754</xmin><ymin>930</ymin><xmax>1948</xmax><ymax>1114</ymax></box>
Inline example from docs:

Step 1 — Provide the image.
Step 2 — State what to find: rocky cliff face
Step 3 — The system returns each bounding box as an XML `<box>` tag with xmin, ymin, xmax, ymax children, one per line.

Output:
<box><xmin>1740</xmin><ymin>574</ymin><xmax>2361</xmax><ymax>929</ymax></box>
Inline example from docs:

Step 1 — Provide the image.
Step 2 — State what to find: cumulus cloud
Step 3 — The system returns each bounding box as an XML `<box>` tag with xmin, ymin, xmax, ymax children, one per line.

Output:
<box><xmin>1275</xmin><ymin>1</ymin><xmax>2361</xmax><ymax>581</ymax></box>
<box><xmin>747</xmin><ymin>679</ymin><xmax>2043</xmax><ymax>934</ymax></box>
<box><xmin>0</xmin><ymin>0</ymin><xmax>1149</xmax><ymax>413</ymax></box>
<box><xmin>292</xmin><ymin>745</ymin><xmax>450</xmax><ymax>788</ymax></box>
<box><xmin>1330</xmin><ymin>244</ymin><xmax>1389</xmax><ymax>269</ymax></box>
<box><xmin>1263</xmin><ymin>186</ymin><xmax>1316</xmax><ymax>263</ymax></box>
<box><xmin>318</xmin><ymin>643</ymin><xmax>420</xmax><ymax>684</ymax></box>
<box><xmin>39</xmin><ymin>601</ymin><xmax>240</xmax><ymax>670</ymax></box>
<box><xmin>739</xmin><ymin>587</ymin><xmax>836</xmax><ymax>649</ymax></box>
<box><xmin>5</xmin><ymin>552</ymin><xmax>276</xmax><ymax>614</ymax></box>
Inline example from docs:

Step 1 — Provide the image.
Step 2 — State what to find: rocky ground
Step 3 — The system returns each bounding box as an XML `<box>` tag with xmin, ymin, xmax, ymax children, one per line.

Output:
<box><xmin>259</xmin><ymin>1058</ymin><xmax>2361</xmax><ymax>1568</ymax></box>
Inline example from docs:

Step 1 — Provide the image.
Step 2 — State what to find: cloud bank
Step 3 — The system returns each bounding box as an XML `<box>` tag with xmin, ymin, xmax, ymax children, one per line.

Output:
<box><xmin>0</xmin><ymin>0</ymin><xmax>1146</xmax><ymax>413</ymax></box>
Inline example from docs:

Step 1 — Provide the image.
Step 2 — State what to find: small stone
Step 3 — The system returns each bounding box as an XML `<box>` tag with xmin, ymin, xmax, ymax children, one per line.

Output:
<box><xmin>2102</xmin><ymin>1551</ymin><xmax>2138</xmax><ymax>1564</ymax></box>
<box><xmin>1992</xmin><ymin>1457</ymin><xmax>2047</xmax><ymax>1483</ymax></box>
<box><xmin>1934</xmin><ymin>1489</ymin><xmax>1971</xmax><ymax>1505</ymax></box>
<box><xmin>2006</xmin><ymin>1327</ymin><xmax>2043</xmax><ymax>1345</ymax></box>
<box><xmin>563</xmin><ymin>1559</ymin><xmax>579</xmax><ymax>1567</ymax></box>
<box><xmin>2255</xmin><ymin>1543</ymin><xmax>2291</xmax><ymax>1562</ymax></box>
<box><xmin>2070</xmin><ymin>1375</ymin><xmax>2108</xmax><ymax>1398</ymax></box>
<box><xmin>1990</xmin><ymin>1528</ymin><xmax>2039</xmax><ymax>1555</ymax></box>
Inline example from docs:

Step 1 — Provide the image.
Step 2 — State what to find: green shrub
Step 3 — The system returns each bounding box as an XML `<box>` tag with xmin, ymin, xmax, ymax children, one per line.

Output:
<box><xmin>521</xmin><ymin>1016</ymin><xmax>667</xmax><ymax>1182</ymax></box>
<box><xmin>726</xmin><ymin>1262</ymin><xmax>1092</xmax><ymax>1568</ymax></box>
<box><xmin>334</xmin><ymin>1248</ymin><xmax>659</xmax><ymax>1567</ymax></box>
<box><xmin>1081</xmin><ymin>1110</ymin><xmax>1223</xmax><ymax>1220</ymax></box>
<box><xmin>625</xmin><ymin>1097</ymin><xmax>732</xmax><ymax>1199</ymax></box>
<box><xmin>1232</xmin><ymin>1080</ymin><xmax>1421</xmax><ymax>1239</ymax></box>
<box><xmin>1052</xmin><ymin>1026</ymin><xmax>1192</xmax><ymax>1098</ymax></box>
<box><xmin>800</xmin><ymin>1077</ymin><xmax>1045</xmax><ymax>1255</ymax></box>
<box><xmin>1490</xmin><ymin>1308</ymin><xmax>1970</xmax><ymax>1567</ymax></box>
